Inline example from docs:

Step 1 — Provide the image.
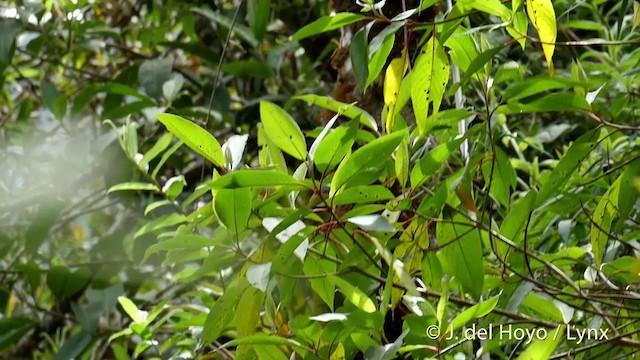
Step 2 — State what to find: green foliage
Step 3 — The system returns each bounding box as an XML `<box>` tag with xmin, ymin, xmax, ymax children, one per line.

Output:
<box><xmin>2</xmin><ymin>0</ymin><xmax>640</xmax><ymax>359</ymax></box>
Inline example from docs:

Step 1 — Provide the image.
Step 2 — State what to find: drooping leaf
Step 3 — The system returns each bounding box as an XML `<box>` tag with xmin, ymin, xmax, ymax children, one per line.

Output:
<box><xmin>366</xmin><ymin>28</ymin><xmax>396</xmax><ymax>90</ymax></box>
<box><xmin>411</xmin><ymin>35</ymin><xmax>450</xmax><ymax>135</ymax></box>
<box><xmin>384</xmin><ymin>56</ymin><xmax>406</xmax><ymax>133</ymax></box>
<box><xmin>591</xmin><ymin>175</ymin><xmax>621</xmax><ymax>267</ymax></box>
<box><xmin>201</xmin><ymin>280</ymin><xmax>248</xmax><ymax>345</ymax></box>
<box><xmin>249</xmin><ymin>0</ymin><xmax>271</xmax><ymax>41</ymax></box>
<box><xmin>304</xmin><ymin>245</ymin><xmax>337</xmax><ymax>309</ymax></box>
<box><xmin>526</xmin><ymin>0</ymin><xmax>557</xmax><ymax>75</ymax></box>
<box><xmin>0</xmin><ymin>19</ymin><xmax>22</xmax><ymax>67</ymax></box>
<box><xmin>437</xmin><ymin>214</ymin><xmax>484</xmax><ymax>300</ymax></box>
<box><xmin>351</xmin><ymin>26</ymin><xmax>370</xmax><ymax>91</ymax></box>
<box><xmin>156</xmin><ymin>113</ymin><xmax>225</xmax><ymax>168</ymax></box>
<box><xmin>260</xmin><ymin>101</ymin><xmax>307</xmax><ymax>161</ymax></box>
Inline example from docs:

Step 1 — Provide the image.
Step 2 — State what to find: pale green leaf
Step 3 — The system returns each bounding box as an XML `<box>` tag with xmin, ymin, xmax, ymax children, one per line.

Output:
<box><xmin>156</xmin><ymin>113</ymin><xmax>225</xmax><ymax>168</ymax></box>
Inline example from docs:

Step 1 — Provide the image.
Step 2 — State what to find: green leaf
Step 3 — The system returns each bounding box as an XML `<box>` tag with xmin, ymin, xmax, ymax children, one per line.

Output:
<box><xmin>143</xmin><ymin>234</ymin><xmax>217</xmax><ymax>263</ymax></box>
<box><xmin>108</xmin><ymin>182</ymin><xmax>159</xmax><ymax>193</ymax></box>
<box><xmin>294</xmin><ymin>94</ymin><xmax>377</xmax><ymax>132</ymax></box>
<box><xmin>209</xmin><ymin>170</ymin><xmax>303</xmax><ymax>189</ymax></box>
<box><xmin>450</xmin><ymin>45</ymin><xmax>505</xmax><ymax>96</ymax></box>
<box><xmin>591</xmin><ymin>175</ymin><xmax>621</xmax><ymax>267</ymax></box>
<box><xmin>25</xmin><ymin>199</ymin><xmax>63</xmax><ymax>255</ymax></box>
<box><xmin>193</xmin><ymin>8</ymin><xmax>259</xmax><ymax>47</ymax></box>
<box><xmin>53</xmin><ymin>332</ymin><xmax>93</xmax><ymax>360</ymax></box>
<box><xmin>260</xmin><ymin>101</ymin><xmax>307</xmax><ymax>161</ymax></box>
<box><xmin>214</xmin><ymin>188</ymin><xmax>252</xmax><ymax>235</ymax></box>
<box><xmin>516</xmin><ymin>325</ymin><xmax>564</xmax><ymax>360</ymax></box>
<box><xmin>304</xmin><ymin>245</ymin><xmax>336</xmax><ymax>309</ymax></box>
<box><xmin>503</xmin><ymin>77</ymin><xmax>583</xmax><ymax>102</ymax></box>
<box><xmin>536</xmin><ymin>129</ymin><xmax>599</xmax><ymax>206</ymax></box>
<box><xmin>249</xmin><ymin>0</ymin><xmax>270</xmax><ymax>41</ymax></box>
<box><xmin>221</xmin><ymin>334</ymin><xmax>303</xmax><ymax>348</ymax></box>
<box><xmin>481</xmin><ymin>148</ymin><xmax>516</xmax><ymax>206</ymax></box>
<box><xmin>46</xmin><ymin>266</ymin><xmax>91</xmax><ymax>299</ymax></box>
<box><xmin>72</xmin><ymin>83</ymin><xmax>156</xmax><ymax>117</ymax></box>
<box><xmin>411</xmin><ymin>35</ymin><xmax>450</xmax><ymax>135</ymax></box>
<box><xmin>313</xmin><ymin>119</ymin><xmax>359</xmax><ymax>172</ymax></box>
<box><xmin>0</xmin><ymin>317</ymin><xmax>36</xmax><ymax>351</ymax></box>
<box><xmin>138</xmin><ymin>57</ymin><xmax>173</xmax><ymax>99</ymax></box>
<box><xmin>118</xmin><ymin>296</ymin><xmax>143</xmax><ymax>324</ymax></box>
<box><xmin>410</xmin><ymin>137</ymin><xmax>464</xmax><ymax>189</ymax></box>
<box><xmin>221</xmin><ymin>59</ymin><xmax>272</xmax><ymax>78</ymax></box>
<box><xmin>201</xmin><ymin>280</ymin><xmax>248</xmax><ymax>345</ymax></box>
<box><xmin>162</xmin><ymin>175</ymin><xmax>186</xmax><ymax>200</ymax></box>
<box><xmin>437</xmin><ymin>214</ymin><xmax>484</xmax><ymax>300</ymax></box>
<box><xmin>291</xmin><ymin>13</ymin><xmax>365</xmax><ymax>41</ymax></box>
<box><xmin>42</xmin><ymin>81</ymin><xmax>67</xmax><ymax>120</ymax></box>
<box><xmin>0</xmin><ymin>19</ymin><xmax>22</xmax><ymax>67</ymax></box>
<box><xmin>140</xmin><ymin>133</ymin><xmax>173</xmax><ymax>169</ymax></box>
<box><xmin>497</xmin><ymin>190</ymin><xmax>537</xmax><ymax>260</ymax></box>
<box><xmin>332</xmin><ymin>185</ymin><xmax>395</xmax><ymax>206</ymax></box>
<box><xmin>235</xmin><ymin>286</ymin><xmax>266</xmax><ymax>358</ymax></box>
<box><xmin>446</xmin><ymin>294</ymin><xmax>500</xmax><ymax>333</ymax></box>
<box><xmin>156</xmin><ymin>113</ymin><xmax>225</xmax><ymax>168</ymax></box>
<box><xmin>459</xmin><ymin>0</ymin><xmax>510</xmax><ymax>18</ymax></box>
<box><xmin>135</xmin><ymin>213</ymin><xmax>187</xmax><ymax>238</ymax></box>
<box><xmin>366</xmin><ymin>29</ymin><xmax>395</xmax><ymax>90</ymax></box>
<box><xmin>521</xmin><ymin>294</ymin><xmax>565</xmax><ymax>322</ymax></box>
<box><xmin>331</xmin><ymin>129</ymin><xmax>407</xmax><ymax>196</ymax></box>
<box><xmin>602</xmin><ymin>256</ymin><xmax>640</xmax><ymax>285</ymax></box>
<box><xmin>395</xmin><ymin>135</ymin><xmax>409</xmax><ymax>188</ymax></box>
<box><xmin>351</xmin><ymin>26</ymin><xmax>370</xmax><ymax>91</ymax></box>
<box><xmin>498</xmin><ymin>93</ymin><xmax>590</xmax><ymax>114</ymax></box>
<box><xmin>330</xmin><ymin>276</ymin><xmax>376</xmax><ymax>313</ymax></box>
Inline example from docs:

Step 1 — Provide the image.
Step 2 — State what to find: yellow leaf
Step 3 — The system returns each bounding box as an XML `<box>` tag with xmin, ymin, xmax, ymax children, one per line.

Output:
<box><xmin>527</xmin><ymin>0</ymin><xmax>556</xmax><ymax>76</ymax></box>
<box><xmin>384</xmin><ymin>56</ymin><xmax>406</xmax><ymax>133</ymax></box>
